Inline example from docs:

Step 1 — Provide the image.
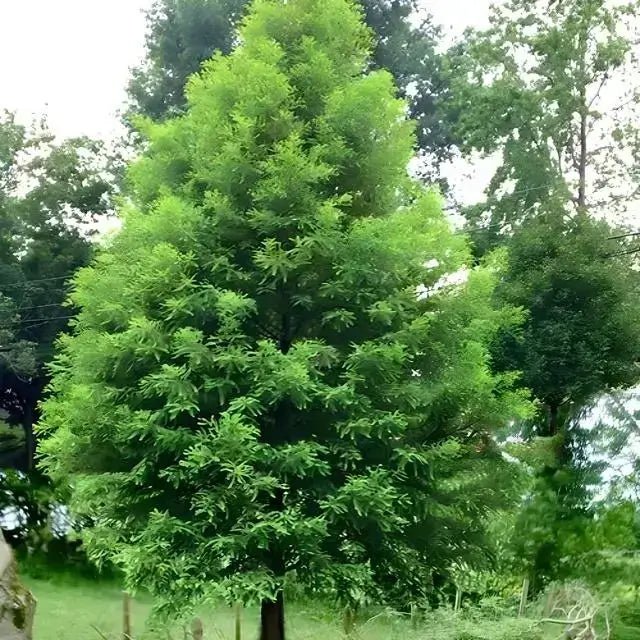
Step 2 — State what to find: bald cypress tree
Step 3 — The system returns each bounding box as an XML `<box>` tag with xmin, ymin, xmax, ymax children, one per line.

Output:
<box><xmin>40</xmin><ymin>1</ymin><xmax>528</xmax><ymax>637</ymax></box>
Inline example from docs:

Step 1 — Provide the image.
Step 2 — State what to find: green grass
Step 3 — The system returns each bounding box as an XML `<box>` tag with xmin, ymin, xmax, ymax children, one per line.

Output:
<box><xmin>25</xmin><ymin>577</ymin><xmax>547</xmax><ymax>640</ymax></box>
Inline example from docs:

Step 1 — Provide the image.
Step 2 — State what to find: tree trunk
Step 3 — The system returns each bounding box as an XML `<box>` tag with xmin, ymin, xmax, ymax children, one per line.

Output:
<box><xmin>259</xmin><ymin>591</ymin><xmax>285</xmax><ymax>640</ymax></box>
<box><xmin>548</xmin><ymin>403</ymin><xmax>560</xmax><ymax>437</ymax></box>
<box><xmin>15</xmin><ymin>376</ymin><xmax>42</xmax><ymax>472</ymax></box>
<box><xmin>23</xmin><ymin>402</ymin><xmax>34</xmax><ymax>472</ymax></box>
<box><xmin>577</xmin><ymin>36</ymin><xmax>588</xmax><ymax>211</ymax></box>
<box><xmin>578</xmin><ymin>104</ymin><xmax>587</xmax><ymax>210</ymax></box>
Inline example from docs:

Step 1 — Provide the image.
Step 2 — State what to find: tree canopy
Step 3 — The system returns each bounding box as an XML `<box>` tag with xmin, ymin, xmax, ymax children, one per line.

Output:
<box><xmin>0</xmin><ymin>111</ymin><xmax>113</xmax><ymax>471</ymax></box>
<box><xmin>40</xmin><ymin>1</ymin><xmax>528</xmax><ymax>637</ymax></box>
<box><xmin>441</xmin><ymin>0</ymin><xmax>640</xmax><ymax>590</ymax></box>
<box><xmin>127</xmin><ymin>0</ymin><xmax>454</xmax><ymax>168</ymax></box>
<box><xmin>445</xmin><ymin>0</ymin><xmax>640</xmax><ymax>247</ymax></box>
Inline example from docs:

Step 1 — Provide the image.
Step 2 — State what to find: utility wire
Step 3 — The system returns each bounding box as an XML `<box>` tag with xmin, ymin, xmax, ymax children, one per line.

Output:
<box><xmin>17</xmin><ymin>302</ymin><xmax>70</xmax><ymax>313</ymax></box>
<box><xmin>16</xmin><ymin>316</ymin><xmax>76</xmax><ymax>331</ymax></box>
<box><xmin>608</xmin><ymin>231</ymin><xmax>640</xmax><ymax>240</ymax></box>
<box><xmin>0</xmin><ymin>274</ymin><xmax>73</xmax><ymax>288</ymax></box>
<box><xmin>603</xmin><ymin>246</ymin><xmax>640</xmax><ymax>259</ymax></box>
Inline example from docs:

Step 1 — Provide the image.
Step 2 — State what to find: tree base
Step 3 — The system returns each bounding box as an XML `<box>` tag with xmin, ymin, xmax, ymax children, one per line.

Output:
<box><xmin>260</xmin><ymin>591</ymin><xmax>285</xmax><ymax>640</ymax></box>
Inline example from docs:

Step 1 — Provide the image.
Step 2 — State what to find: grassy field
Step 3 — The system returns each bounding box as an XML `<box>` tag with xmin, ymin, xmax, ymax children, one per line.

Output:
<box><xmin>25</xmin><ymin>577</ymin><xmax>549</xmax><ymax>640</ymax></box>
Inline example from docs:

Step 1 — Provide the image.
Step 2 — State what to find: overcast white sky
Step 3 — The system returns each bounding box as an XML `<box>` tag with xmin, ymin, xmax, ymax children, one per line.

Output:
<box><xmin>0</xmin><ymin>0</ymin><xmax>492</xmax><ymax>141</ymax></box>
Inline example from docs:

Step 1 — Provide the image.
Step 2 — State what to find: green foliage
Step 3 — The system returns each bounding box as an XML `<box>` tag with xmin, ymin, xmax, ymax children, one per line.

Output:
<box><xmin>488</xmin><ymin>213</ymin><xmax>640</xmax><ymax>585</ymax></box>
<box><xmin>442</xmin><ymin>0</ymin><xmax>640</xmax><ymax>591</ymax></box>
<box><xmin>445</xmin><ymin>0</ymin><xmax>640</xmax><ymax>242</ymax></box>
<box><xmin>0</xmin><ymin>110</ymin><xmax>114</xmax><ymax>560</ymax></box>
<box><xmin>493</xmin><ymin>212</ymin><xmax>640</xmax><ymax>419</ymax></box>
<box><xmin>0</xmin><ymin>470</ymin><xmax>57</xmax><ymax>547</ymax></box>
<box><xmin>0</xmin><ymin>420</ymin><xmax>26</xmax><ymax>469</ymax></box>
<box><xmin>612</xmin><ymin>597</ymin><xmax>640</xmax><ymax>640</ymax></box>
<box><xmin>0</xmin><ymin>420</ymin><xmax>25</xmax><ymax>451</ymax></box>
<box><xmin>494</xmin><ymin>468</ymin><xmax>640</xmax><ymax>588</ymax></box>
<box><xmin>128</xmin><ymin>0</ymin><xmax>247</xmax><ymax>121</ymax></box>
<box><xmin>0</xmin><ymin>111</ymin><xmax>114</xmax><ymax>464</ymax></box>
<box><xmin>40</xmin><ymin>0</ymin><xmax>529</xmax><ymax>620</ymax></box>
<box><xmin>127</xmin><ymin>0</ymin><xmax>454</xmax><ymax>168</ymax></box>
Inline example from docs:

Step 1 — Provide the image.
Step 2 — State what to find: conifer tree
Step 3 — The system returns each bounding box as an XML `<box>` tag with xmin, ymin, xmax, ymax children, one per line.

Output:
<box><xmin>39</xmin><ymin>1</ymin><xmax>528</xmax><ymax>637</ymax></box>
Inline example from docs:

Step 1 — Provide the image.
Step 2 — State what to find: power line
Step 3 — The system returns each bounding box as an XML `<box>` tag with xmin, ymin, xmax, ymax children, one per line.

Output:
<box><xmin>17</xmin><ymin>302</ymin><xmax>69</xmax><ymax>313</ymax></box>
<box><xmin>603</xmin><ymin>246</ymin><xmax>640</xmax><ymax>259</ymax></box>
<box><xmin>608</xmin><ymin>231</ymin><xmax>640</xmax><ymax>241</ymax></box>
<box><xmin>17</xmin><ymin>315</ymin><xmax>76</xmax><ymax>329</ymax></box>
<box><xmin>0</xmin><ymin>274</ymin><xmax>74</xmax><ymax>289</ymax></box>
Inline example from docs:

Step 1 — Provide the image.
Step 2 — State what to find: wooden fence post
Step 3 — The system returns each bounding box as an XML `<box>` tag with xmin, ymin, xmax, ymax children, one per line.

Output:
<box><xmin>235</xmin><ymin>602</ymin><xmax>242</xmax><ymax>640</ymax></box>
<box><xmin>123</xmin><ymin>592</ymin><xmax>132</xmax><ymax>640</ymax></box>
<box><xmin>343</xmin><ymin>606</ymin><xmax>355</xmax><ymax>636</ymax></box>
<box><xmin>191</xmin><ymin>617</ymin><xmax>203</xmax><ymax>640</ymax></box>
<box><xmin>543</xmin><ymin>584</ymin><xmax>555</xmax><ymax>618</ymax></box>
<box><xmin>410</xmin><ymin>603</ymin><xmax>419</xmax><ymax>630</ymax></box>
<box><xmin>518</xmin><ymin>577</ymin><xmax>530</xmax><ymax>617</ymax></box>
<box><xmin>454</xmin><ymin>588</ymin><xmax>462</xmax><ymax>613</ymax></box>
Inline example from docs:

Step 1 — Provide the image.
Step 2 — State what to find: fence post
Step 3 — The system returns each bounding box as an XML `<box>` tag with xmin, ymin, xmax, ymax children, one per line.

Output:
<box><xmin>123</xmin><ymin>592</ymin><xmax>132</xmax><ymax>640</ymax></box>
<box><xmin>235</xmin><ymin>602</ymin><xmax>242</xmax><ymax>640</ymax></box>
<box><xmin>518</xmin><ymin>577</ymin><xmax>530</xmax><ymax>617</ymax></box>
<box><xmin>543</xmin><ymin>584</ymin><xmax>555</xmax><ymax>618</ymax></box>
<box><xmin>343</xmin><ymin>606</ymin><xmax>355</xmax><ymax>636</ymax></box>
<box><xmin>454</xmin><ymin>588</ymin><xmax>462</xmax><ymax>613</ymax></box>
<box><xmin>191</xmin><ymin>617</ymin><xmax>203</xmax><ymax>640</ymax></box>
<box><xmin>410</xmin><ymin>603</ymin><xmax>419</xmax><ymax>630</ymax></box>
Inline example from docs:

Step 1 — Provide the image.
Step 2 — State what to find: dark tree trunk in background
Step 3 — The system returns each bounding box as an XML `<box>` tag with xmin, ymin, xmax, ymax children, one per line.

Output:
<box><xmin>547</xmin><ymin>403</ymin><xmax>560</xmax><ymax>437</ymax></box>
<box><xmin>23</xmin><ymin>401</ymin><xmax>34</xmax><ymax>472</ymax></box>
<box><xmin>13</xmin><ymin>376</ymin><xmax>43</xmax><ymax>471</ymax></box>
<box><xmin>259</xmin><ymin>591</ymin><xmax>285</xmax><ymax>640</ymax></box>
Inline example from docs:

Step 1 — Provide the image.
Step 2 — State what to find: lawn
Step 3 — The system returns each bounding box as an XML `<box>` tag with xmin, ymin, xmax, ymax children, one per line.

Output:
<box><xmin>25</xmin><ymin>577</ymin><xmax>548</xmax><ymax>640</ymax></box>
<box><xmin>28</xmin><ymin>577</ymin><xmax>346</xmax><ymax>640</ymax></box>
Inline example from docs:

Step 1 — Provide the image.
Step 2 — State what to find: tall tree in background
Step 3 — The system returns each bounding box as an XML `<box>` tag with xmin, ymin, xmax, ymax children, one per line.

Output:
<box><xmin>128</xmin><ymin>0</ymin><xmax>247</xmax><ymax>121</ymax></box>
<box><xmin>446</xmin><ymin>0</ymin><xmax>640</xmax><ymax>249</ymax></box>
<box><xmin>0</xmin><ymin>114</ymin><xmax>37</xmax><ymax>406</ymax></box>
<box><xmin>0</xmin><ymin>111</ymin><xmax>114</xmax><ymax>542</ymax></box>
<box><xmin>493</xmin><ymin>213</ymin><xmax>640</xmax><ymax>586</ymax></box>
<box><xmin>127</xmin><ymin>0</ymin><xmax>454</xmax><ymax>169</ymax></box>
<box><xmin>40</xmin><ymin>1</ymin><xmax>528</xmax><ymax>637</ymax></box>
<box><xmin>443</xmin><ymin>0</ymin><xmax>640</xmax><ymax>587</ymax></box>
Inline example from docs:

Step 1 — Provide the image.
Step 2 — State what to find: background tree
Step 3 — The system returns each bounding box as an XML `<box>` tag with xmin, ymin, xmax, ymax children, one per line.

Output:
<box><xmin>442</xmin><ymin>0</ymin><xmax>640</xmax><ymax>589</ymax></box>
<box><xmin>127</xmin><ymin>0</ymin><xmax>454</xmax><ymax>171</ymax></box>
<box><xmin>493</xmin><ymin>213</ymin><xmax>640</xmax><ymax>439</ymax></box>
<box><xmin>445</xmin><ymin>0</ymin><xmax>640</xmax><ymax>248</ymax></box>
<box><xmin>0</xmin><ymin>112</ymin><xmax>113</xmax><ymax>470</ymax></box>
<box><xmin>127</xmin><ymin>0</ymin><xmax>247</xmax><ymax>121</ymax></box>
<box><xmin>40</xmin><ymin>1</ymin><xmax>529</xmax><ymax>637</ymax></box>
<box><xmin>0</xmin><ymin>111</ymin><xmax>114</xmax><ymax>545</ymax></box>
